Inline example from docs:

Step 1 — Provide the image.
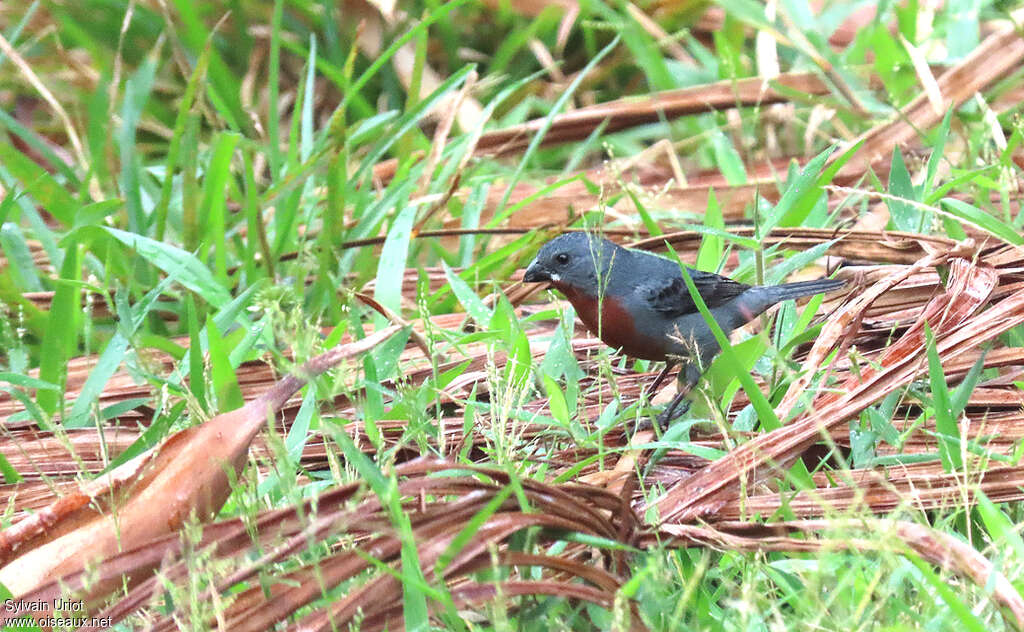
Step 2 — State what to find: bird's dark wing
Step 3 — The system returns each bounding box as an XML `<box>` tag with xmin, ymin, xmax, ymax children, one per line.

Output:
<box><xmin>638</xmin><ymin>268</ymin><xmax>751</xmax><ymax>317</ymax></box>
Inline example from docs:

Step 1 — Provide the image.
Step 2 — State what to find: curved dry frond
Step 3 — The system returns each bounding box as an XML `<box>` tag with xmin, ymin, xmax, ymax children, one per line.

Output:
<box><xmin>8</xmin><ymin>460</ymin><xmax>644</xmax><ymax>631</ymax></box>
<box><xmin>0</xmin><ymin>327</ymin><xmax>399</xmax><ymax>606</ymax></box>
<box><xmin>651</xmin><ymin>252</ymin><xmax>1024</xmax><ymax>523</ymax></box>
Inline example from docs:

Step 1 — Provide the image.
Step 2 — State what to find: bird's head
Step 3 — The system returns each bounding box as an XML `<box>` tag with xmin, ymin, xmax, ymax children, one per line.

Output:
<box><xmin>523</xmin><ymin>233</ymin><xmax>618</xmax><ymax>295</ymax></box>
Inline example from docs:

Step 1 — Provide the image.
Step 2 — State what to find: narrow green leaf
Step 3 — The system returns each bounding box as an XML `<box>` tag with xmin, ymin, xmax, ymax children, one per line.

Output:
<box><xmin>976</xmin><ymin>491</ymin><xmax>1024</xmax><ymax>563</ymax></box>
<box><xmin>0</xmin><ymin>141</ymin><xmax>78</xmax><ymax>225</ymax></box>
<box><xmin>708</xmin><ymin>127</ymin><xmax>747</xmax><ymax>186</ymax></box>
<box><xmin>0</xmin><ymin>107</ymin><xmax>79</xmax><ymax>187</ymax></box>
<box><xmin>301</xmin><ymin>35</ymin><xmax>317</xmax><ymax>162</ymax></box>
<box><xmin>625</xmin><ymin>187</ymin><xmax>661</xmax><ymax>238</ymax></box>
<box><xmin>286</xmin><ymin>388</ymin><xmax>316</xmax><ymax>463</ymax></box>
<box><xmin>0</xmin><ymin>223</ymin><xmax>43</xmax><ymax>291</ymax></box>
<box><xmin>951</xmin><ymin>347</ymin><xmax>987</xmax><ymax>417</ymax></box>
<box><xmin>939</xmin><ymin>198</ymin><xmax>1024</xmax><ymax>246</ymax></box>
<box><xmin>887</xmin><ymin>148</ymin><xmax>920</xmax><ymax>232</ymax></box>
<box><xmin>199</xmin><ymin>132</ymin><xmax>241</xmax><ymax>283</ymax></box>
<box><xmin>542</xmin><ymin>374</ymin><xmax>569</xmax><ymax>425</ymax></box>
<box><xmin>65</xmin><ymin>332</ymin><xmax>130</xmax><ymax>428</ymax></box>
<box><xmin>677</xmin><ymin>259</ymin><xmax>781</xmax><ymax>430</ymax></box>
<box><xmin>155</xmin><ymin>31</ymin><xmax>212</xmax><ymax>240</ymax></box>
<box><xmin>0</xmin><ymin>373</ymin><xmax>59</xmax><ymax>391</ymax></box>
<box><xmin>770</xmin><ymin>147</ymin><xmax>833</xmax><ymax>233</ymax></box>
<box><xmin>37</xmin><ymin>245</ymin><xmax>82</xmax><ymax>414</ymax></box>
<box><xmin>0</xmin><ymin>451</ymin><xmax>22</xmax><ymax>484</ymax></box>
<box><xmin>373</xmin><ymin>204</ymin><xmax>418</xmax><ymax>320</ymax></box>
<box><xmin>926</xmin><ymin>325</ymin><xmax>960</xmax><ymax>471</ymax></box>
<box><xmin>266</xmin><ymin>0</ymin><xmax>285</xmax><ymax>176</ymax></box>
<box><xmin>1</xmin><ymin>386</ymin><xmax>50</xmax><ymax>431</ymax></box>
<box><xmin>103</xmin><ymin>227</ymin><xmax>231</xmax><ymax>307</ymax></box>
<box><xmin>442</xmin><ymin>261</ymin><xmax>492</xmax><ymax>328</ymax></box>
<box><xmin>206</xmin><ymin>316</ymin><xmax>244</xmax><ymax>411</ymax></box>
<box><xmin>923</xmin><ymin>109</ymin><xmax>953</xmax><ymax>197</ymax></box>
<box><xmin>696</xmin><ymin>190</ymin><xmax>724</xmax><ymax>272</ymax></box>
<box><xmin>766</xmin><ymin>240</ymin><xmax>838</xmax><ymax>285</ymax></box>
<box><xmin>119</xmin><ymin>54</ymin><xmax>157</xmax><ymax>233</ymax></box>
<box><xmin>186</xmin><ymin>295</ymin><xmax>206</xmax><ymax>410</ymax></box>
<box><xmin>622</xmin><ymin>8</ymin><xmax>675</xmax><ymax>90</ymax></box>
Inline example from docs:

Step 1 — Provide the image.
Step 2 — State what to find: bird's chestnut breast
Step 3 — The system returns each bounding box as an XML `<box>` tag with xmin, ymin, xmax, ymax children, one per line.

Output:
<box><xmin>554</xmin><ymin>282</ymin><xmax>667</xmax><ymax>361</ymax></box>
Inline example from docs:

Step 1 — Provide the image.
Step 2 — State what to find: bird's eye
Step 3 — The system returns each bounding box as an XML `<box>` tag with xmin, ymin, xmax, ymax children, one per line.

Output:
<box><xmin>554</xmin><ymin>253</ymin><xmax>570</xmax><ymax>265</ymax></box>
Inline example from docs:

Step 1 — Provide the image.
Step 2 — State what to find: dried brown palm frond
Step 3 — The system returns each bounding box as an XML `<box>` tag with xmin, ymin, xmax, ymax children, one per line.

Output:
<box><xmin>708</xmin><ymin>461</ymin><xmax>1024</xmax><ymax>520</ymax></box>
<box><xmin>651</xmin><ymin>250</ymin><xmax>1024</xmax><ymax>523</ymax></box>
<box><xmin>0</xmin><ymin>327</ymin><xmax>399</xmax><ymax>601</ymax></box>
<box><xmin>7</xmin><ymin>460</ymin><xmax>646</xmax><ymax>632</ymax></box>
<box><xmin>472</xmin><ymin>71</ymin><xmax>844</xmax><ymax>158</ymax></box>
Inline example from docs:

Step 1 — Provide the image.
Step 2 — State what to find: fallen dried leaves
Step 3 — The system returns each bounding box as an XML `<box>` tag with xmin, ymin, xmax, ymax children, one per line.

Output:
<box><xmin>0</xmin><ymin>326</ymin><xmax>400</xmax><ymax>605</ymax></box>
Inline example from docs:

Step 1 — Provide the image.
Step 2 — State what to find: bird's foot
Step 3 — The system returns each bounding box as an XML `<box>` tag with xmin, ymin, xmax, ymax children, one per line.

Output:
<box><xmin>654</xmin><ymin>393</ymin><xmax>691</xmax><ymax>430</ymax></box>
<box><xmin>631</xmin><ymin>393</ymin><xmax>691</xmax><ymax>434</ymax></box>
<box><xmin>632</xmin><ymin>415</ymin><xmax>656</xmax><ymax>434</ymax></box>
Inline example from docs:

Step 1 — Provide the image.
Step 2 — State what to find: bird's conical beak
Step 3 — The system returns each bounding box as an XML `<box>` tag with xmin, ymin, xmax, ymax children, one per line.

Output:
<box><xmin>523</xmin><ymin>258</ymin><xmax>550</xmax><ymax>283</ymax></box>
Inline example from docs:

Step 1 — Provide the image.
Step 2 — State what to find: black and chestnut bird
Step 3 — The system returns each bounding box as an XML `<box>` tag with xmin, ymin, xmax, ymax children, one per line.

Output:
<box><xmin>523</xmin><ymin>233</ymin><xmax>845</xmax><ymax>425</ymax></box>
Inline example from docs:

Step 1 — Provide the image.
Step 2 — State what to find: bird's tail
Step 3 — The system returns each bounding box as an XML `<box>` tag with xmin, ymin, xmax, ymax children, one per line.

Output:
<box><xmin>762</xmin><ymin>277</ymin><xmax>846</xmax><ymax>303</ymax></box>
<box><xmin>723</xmin><ymin>277</ymin><xmax>846</xmax><ymax>329</ymax></box>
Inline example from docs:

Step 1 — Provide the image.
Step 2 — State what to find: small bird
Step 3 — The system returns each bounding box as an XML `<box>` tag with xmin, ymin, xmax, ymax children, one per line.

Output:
<box><xmin>523</xmin><ymin>233</ymin><xmax>844</xmax><ymax>426</ymax></box>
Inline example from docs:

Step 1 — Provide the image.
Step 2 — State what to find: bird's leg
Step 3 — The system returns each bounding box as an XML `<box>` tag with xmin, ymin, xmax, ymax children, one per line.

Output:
<box><xmin>642</xmin><ymin>361</ymin><xmax>676</xmax><ymax>401</ymax></box>
<box><xmin>654</xmin><ymin>362</ymin><xmax>701</xmax><ymax>429</ymax></box>
<box><xmin>630</xmin><ymin>361</ymin><xmax>679</xmax><ymax>433</ymax></box>
<box><xmin>626</xmin><ymin>362</ymin><xmax>675</xmax><ymax>432</ymax></box>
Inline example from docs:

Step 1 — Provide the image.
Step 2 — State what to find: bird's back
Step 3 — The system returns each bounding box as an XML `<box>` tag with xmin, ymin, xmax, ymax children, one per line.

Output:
<box><xmin>607</xmin><ymin>248</ymin><xmax>750</xmax><ymax>318</ymax></box>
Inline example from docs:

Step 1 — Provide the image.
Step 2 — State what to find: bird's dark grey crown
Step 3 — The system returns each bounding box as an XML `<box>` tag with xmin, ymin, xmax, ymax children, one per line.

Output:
<box><xmin>536</xmin><ymin>232</ymin><xmax>615</xmax><ymax>265</ymax></box>
<box><xmin>522</xmin><ymin>232</ymin><xmax>623</xmax><ymax>290</ymax></box>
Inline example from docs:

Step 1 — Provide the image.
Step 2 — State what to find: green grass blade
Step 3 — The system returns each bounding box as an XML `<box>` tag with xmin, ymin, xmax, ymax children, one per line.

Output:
<box><xmin>373</xmin><ymin>204</ymin><xmax>418</xmax><ymax>320</ymax></box>
<box><xmin>939</xmin><ymin>198</ymin><xmax>1024</xmax><ymax>246</ymax></box>
<box><xmin>0</xmin><ymin>141</ymin><xmax>79</xmax><ymax>226</ymax></box>
<box><xmin>102</xmin><ymin>227</ymin><xmax>231</xmax><ymax>307</ymax></box>
<box><xmin>488</xmin><ymin>35</ymin><xmax>620</xmax><ymax>226</ymax></box>
<box><xmin>676</xmin><ymin>257</ymin><xmax>781</xmax><ymax>431</ymax></box>
<box><xmin>65</xmin><ymin>331</ymin><xmax>130</xmax><ymax>428</ymax></box>
<box><xmin>925</xmin><ymin>325</ymin><xmax>961</xmax><ymax>471</ymax></box>
<box><xmin>37</xmin><ymin>245</ymin><xmax>82</xmax><ymax>415</ymax></box>
<box><xmin>198</xmin><ymin>132</ymin><xmax>240</xmax><ymax>284</ymax></box>
<box><xmin>205</xmin><ymin>315</ymin><xmax>243</xmax><ymax>411</ymax></box>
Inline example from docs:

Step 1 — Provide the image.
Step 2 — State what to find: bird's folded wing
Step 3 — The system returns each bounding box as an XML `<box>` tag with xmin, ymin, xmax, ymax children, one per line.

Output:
<box><xmin>637</xmin><ymin>269</ymin><xmax>751</xmax><ymax>317</ymax></box>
